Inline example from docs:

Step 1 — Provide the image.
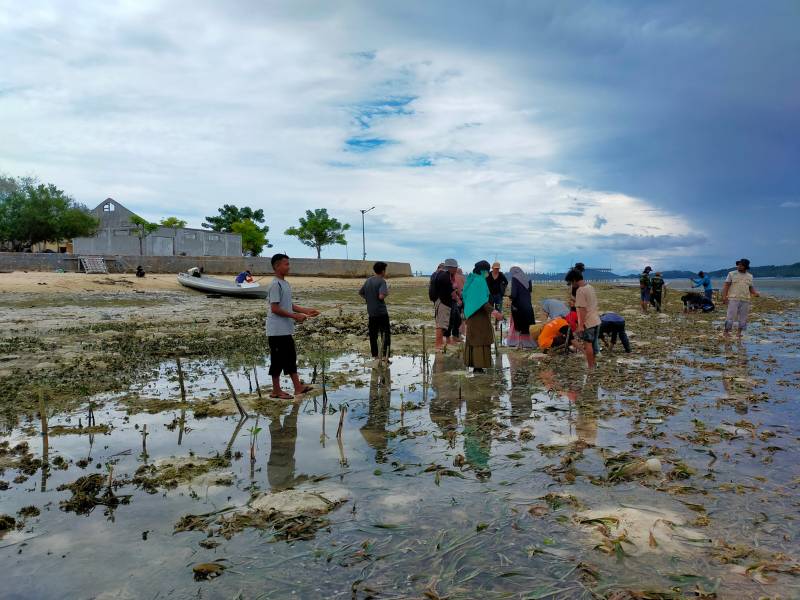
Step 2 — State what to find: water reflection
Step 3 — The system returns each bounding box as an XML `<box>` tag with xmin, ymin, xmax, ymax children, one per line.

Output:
<box><xmin>539</xmin><ymin>368</ymin><xmax>599</xmax><ymax>445</ymax></box>
<box><xmin>267</xmin><ymin>402</ymin><xmax>304</xmax><ymax>490</ymax></box>
<box><xmin>462</xmin><ymin>373</ymin><xmax>498</xmax><ymax>480</ymax></box>
<box><xmin>507</xmin><ymin>352</ymin><xmax>532</xmax><ymax>425</ymax></box>
<box><xmin>360</xmin><ymin>366</ymin><xmax>391</xmax><ymax>462</ymax></box>
<box><xmin>429</xmin><ymin>354</ymin><xmax>462</xmax><ymax>436</ymax></box>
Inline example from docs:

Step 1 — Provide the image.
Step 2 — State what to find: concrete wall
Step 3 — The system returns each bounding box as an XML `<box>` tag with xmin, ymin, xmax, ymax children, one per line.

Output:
<box><xmin>0</xmin><ymin>253</ymin><xmax>413</xmax><ymax>278</ymax></box>
<box><xmin>72</xmin><ymin>198</ymin><xmax>242</xmax><ymax>257</ymax></box>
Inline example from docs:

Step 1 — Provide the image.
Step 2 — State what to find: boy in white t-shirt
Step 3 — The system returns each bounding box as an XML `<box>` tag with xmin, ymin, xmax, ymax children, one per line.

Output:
<box><xmin>721</xmin><ymin>258</ymin><xmax>759</xmax><ymax>338</ymax></box>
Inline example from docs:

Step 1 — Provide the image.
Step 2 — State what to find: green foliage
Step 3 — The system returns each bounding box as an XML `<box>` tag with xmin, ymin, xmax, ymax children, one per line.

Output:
<box><xmin>0</xmin><ymin>176</ymin><xmax>98</xmax><ymax>251</ymax></box>
<box><xmin>203</xmin><ymin>204</ymin><xmax>270</xmax><ymax>251</ymax></box>
<box><xmin>231</xmin><ymin>219</ymin><xmax>270</xmax><ymax>256</ymax></box>
<box><xmin>284</xmin><ymin>208</ymin><xmax>350</xmax><ymax>259</ymax></box>
<box><xmin>203</xmin><ymin>205</ymin><xmax>266</xmax><ymax>232</ymax></box>
<box><xmin>160</xmin><ymin>216</ymin><xmax>187</xmax><ymax>229</ymax></box>
<box><xmin>130</xmin><ymin>215</ymin><xmax>160</xmax><ymax>255</ymax></box>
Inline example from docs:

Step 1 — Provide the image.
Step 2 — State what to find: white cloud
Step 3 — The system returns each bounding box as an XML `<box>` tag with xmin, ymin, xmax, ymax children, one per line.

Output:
<box><xmin>780</xmin><ymin>201</ymin><xmax>800</xmax><ymax>208</ymax></box>
<box><xmin>0</xmin><ymin>1</ymin><xmax>704</xmax><ymax>272</ymax></box>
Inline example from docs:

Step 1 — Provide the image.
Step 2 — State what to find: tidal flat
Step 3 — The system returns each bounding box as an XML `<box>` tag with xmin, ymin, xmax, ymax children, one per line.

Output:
<box><xmin>1</xmin><ymin>274</ymin><xmax>798</xmax><ymax>599</ymax></box>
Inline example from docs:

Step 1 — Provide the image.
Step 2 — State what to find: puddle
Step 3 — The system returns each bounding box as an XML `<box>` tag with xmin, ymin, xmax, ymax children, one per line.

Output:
<box><xmin>2</xmin><ymin>336</ymin><xmax>799</xmax><ymax>599</ymax></box>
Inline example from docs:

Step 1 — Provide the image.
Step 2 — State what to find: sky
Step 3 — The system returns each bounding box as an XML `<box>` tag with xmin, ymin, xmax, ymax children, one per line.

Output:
<box><xmin>1</xmin><ymin>1</ymin><xmax>798</xmax><ymax>274</ymax></box>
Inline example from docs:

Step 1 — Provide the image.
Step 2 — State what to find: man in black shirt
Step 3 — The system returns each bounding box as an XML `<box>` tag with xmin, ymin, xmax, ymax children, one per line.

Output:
<box><xmin>487</xmin><ymin>261</ymin><xmax>508</xmax><ymax>324</ymax></box>
<box><xmin>433</xmin><ymin>258</ymin><xmax>458</xmax><ymax>350</ymax></box>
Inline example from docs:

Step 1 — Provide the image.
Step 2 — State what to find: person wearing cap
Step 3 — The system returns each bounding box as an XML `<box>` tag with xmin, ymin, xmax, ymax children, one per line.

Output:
<box><xmin>639</xmin><ymin>266</ymin><xmax>652</xmax><ymax>312</ymax></box>
<box><xmin>487</xmin><ymin>262</ymin><xmax>508</xmax><ymax>326</ymax></box>
<box><xmin>433</xmin><ymin>258</ymin><xmax>459</xmax><ymax>350</ymax></box>
<box><xmin>691</xmin><ymin>271</ymin><xmax>713</xmax><ymax>302</ymax></box>
<box><xmin>722</xmin><ymin>258</ymin><xmax>759</xmax><ymax>338</ymax></box>
<box><xmin>649</xmin><ymin>271</ymin><xmax>666</xmax><ymax>312</ymax></box>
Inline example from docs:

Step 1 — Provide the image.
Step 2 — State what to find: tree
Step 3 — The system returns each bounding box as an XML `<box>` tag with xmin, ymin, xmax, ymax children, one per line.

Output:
<box><xmin>231</xmin><ymin>219</ymin><xmax>270</xmax><ymax>256</ymax></box>
<box><xmin>203</xmin><ymin>204</ymin><xmax>270</xmax><ymax>248</ymax></box>
<box><xmin>160</xmin><ymin>216</ymin><xmax>187</xmax><ymax>229</ymax></box>
<box><xmin>130</xmin><ymin>215</ymin><xmax>159</xmax><ymax>256</ymax></box>
<box><xmin>284</xmin><ymin>208</ymin><xmax>350</xmax><ymax>259</ymax></box>
<box><xmin>0</xmin><ymin>176</ymin><xmax>98</xmax><ymax>251</ymax></box>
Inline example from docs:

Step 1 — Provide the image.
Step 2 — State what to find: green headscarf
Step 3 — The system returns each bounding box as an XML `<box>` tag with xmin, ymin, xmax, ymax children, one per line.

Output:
<box><xmin>463</xmin><ymin>260</ymin><xmax>491</xmax><ymax>319</ymax></box>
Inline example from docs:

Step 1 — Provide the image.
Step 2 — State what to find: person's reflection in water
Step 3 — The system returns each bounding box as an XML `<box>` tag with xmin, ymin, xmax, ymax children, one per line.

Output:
<box><xmin>722</xmin><ymin>344</ymin><xmax>751</xmax><ymax>414</ymax></box>
<box><xmin>429</xmin><ymin>353</ymin><xmax>463</xmax><ymax>438</ymax></box>
<box><xmin>573</xmin><ymin>377</ymin><xmax>600</xmax><ymax>446</ymax></box>
<box><xmin>360</xmin><ymin>366</ymin><xmax>391</xmax><ymax>462</ymax></box>
<box><xmin>462</xmin><ymin>373</ymin><xmax>499</xmax><ymax>480</ymax></box>
<box><xmin>539</xmin><ymin>368</ymin><xmax>599</xmax><ymax>446</ymax></box>
<box><xmin>506</xmin><ymin>352</ymin><xmax>532</xmax><ymax>426</ymax></box>
<box><xmin>267</xmin><ymin>402</ymin><xmax>306</xmax><ymax>491</ymax></box>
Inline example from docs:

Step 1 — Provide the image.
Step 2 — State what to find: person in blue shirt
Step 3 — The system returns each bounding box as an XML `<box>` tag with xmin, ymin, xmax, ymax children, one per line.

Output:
<box><xmin>235</xmin><ymin>270</ymin><xmax>253</xmax><ymax>285</ymax></box>
<box><xmin>599</xmin><ymin>312</ymin><xmax>631</xmax><ymax>353</ymax></box>
<box><xmin>690</xmin><ymin>271</ymin><xmax>713</xmax><ymax>302</ymax></box>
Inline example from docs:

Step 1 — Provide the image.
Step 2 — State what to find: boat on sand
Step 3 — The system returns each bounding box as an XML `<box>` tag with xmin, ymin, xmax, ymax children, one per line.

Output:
<box><xmin>177</xmin><ymin>272</ymin><xmax>268</xmax><ymax>299</ymax></box>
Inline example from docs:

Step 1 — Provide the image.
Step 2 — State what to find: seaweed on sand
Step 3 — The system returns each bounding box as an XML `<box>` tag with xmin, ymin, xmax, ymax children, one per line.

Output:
<box><xmin>57</xmin><ymin>474</ymin><xmax>131</xmax><ymax>516</ymax></box>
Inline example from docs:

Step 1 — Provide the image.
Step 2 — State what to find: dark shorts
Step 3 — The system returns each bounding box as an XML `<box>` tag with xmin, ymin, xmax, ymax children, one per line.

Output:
<box><xmin>640</xmin><ymin>289</ymin><xmax>650</xmax><ymax>302</ymax></box>
<box><xmin>580</xmin><ymin>326</ymin><xmax>599</xmax><ymax>343</ymax></box>
<box><xmin>268</xmin><ymin>335</ymin><xmax>297</xmax><ymax>377</ymax></box>
<box><xmin>490</xmin><ymin>293</ymin><xmax>503</xmax><ymax>312</ymax></box>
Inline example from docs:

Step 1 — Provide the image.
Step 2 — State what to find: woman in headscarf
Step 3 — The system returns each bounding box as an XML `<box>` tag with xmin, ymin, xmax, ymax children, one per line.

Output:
<box><xmin>507</xmin><ymin>266</ymin><xmax>535</xmax><ymax>348</ymax></box>
<box><xmin>463</xmin><ymin>260</ymin><xmax>500</xmax><ymax>372</ymax></box>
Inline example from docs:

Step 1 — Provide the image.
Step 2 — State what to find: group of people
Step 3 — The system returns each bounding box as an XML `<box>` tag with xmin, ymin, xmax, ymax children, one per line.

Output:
<box><xmin>261</xmin><ymin>253</ymin><xmax>762</xmax><ymax>397</ymax></box>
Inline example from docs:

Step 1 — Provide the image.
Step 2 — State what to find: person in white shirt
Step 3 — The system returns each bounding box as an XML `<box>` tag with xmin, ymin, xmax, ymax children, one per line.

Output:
<box><xmin>721</xmin><ymin>258</ymin><xmax>759</xmax><ymax>338</ymax></box>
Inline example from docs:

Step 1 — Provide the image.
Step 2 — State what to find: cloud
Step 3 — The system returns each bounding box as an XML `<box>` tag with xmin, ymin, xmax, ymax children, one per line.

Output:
<box><xmin>780</xmin><ymin>201</ymin><xmax>800</xmax><ymax>208</ymax></box>
<box><xmin>0</xmin><ymin>1</ymin><xmax>796</xmax><ymax>273</ymax></box>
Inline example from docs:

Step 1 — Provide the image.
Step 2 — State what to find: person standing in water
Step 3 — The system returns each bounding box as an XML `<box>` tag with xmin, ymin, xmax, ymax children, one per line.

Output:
<box><xmin>569</xmin><ymin>269</ymin><xmax>601</xmax><ymax>369</ymax></box>
<box><xmin>359</xmin><ymin>261</ymin><xmax>391</xmax><ymax>364</ymax></box>
<box><xmin>639</xmin><ymin>266</ymin><xmax>652</xmax><ymax>312</ymax></box>
<box><xmin>463</xmin><ymin>260</ymin><xmax>502</xmax><ymax>372</ymax></box>
<box><xmin>432</xmin><ymin>258</ymin><xmax>459</xmax><ymax>350</ymax></box>
<box><xmin>508</xmin><ymin>266</ymin><xmax>535</xmax><ymax>348</ymax></box>
<box><xmin>266</xmin><ymin>254</ymin><xmax>319</xmax><ymax>399</ymax></box>
<box><xmin>650</xmin><ymin>271</ymin><xmax>666</xmax><ymax>312</ymax></box>
<box><xmin>722</xmin><ymin>258</ymin><xmax>759</xmax><ymax>338</ymax></box>
<box><xmin>487</xmin><ymin>262</ymin><xmax>508</xmax><ymax>327</ymax></box>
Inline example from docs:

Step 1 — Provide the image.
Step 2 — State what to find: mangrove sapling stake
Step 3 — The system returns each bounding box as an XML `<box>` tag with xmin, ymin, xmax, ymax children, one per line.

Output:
<box><xmin>336</xmin><ymin>405</ymin><xmax>346</xmax><ymax>439</ymax></box>
<box><xmin>224</xmin><ymin>416</ymin><xmax>247</xmax><ymax>459</ymax></box>
<box><xmin>220</xmin><ymin>367</ymin><xmax>249</xmax><ymax>419</ymax></box>
<box><xmin>140</xmin><ymin>424</ymin><xmax>149</xmax><ymax>462</ymax></box>
<box><xmin>176</xmin><ymin>357</ymin><xmax>188</xmax><ymax>445</ymax></box>
<box><xmin>253</xmin><ymin>365</ymin><xmax>262</xmax><ymax>399</ymax></box>
<box><xmin>39</xmin><ymin>389</ymin><xmax>49</xmax><ymax>492</ymax></box>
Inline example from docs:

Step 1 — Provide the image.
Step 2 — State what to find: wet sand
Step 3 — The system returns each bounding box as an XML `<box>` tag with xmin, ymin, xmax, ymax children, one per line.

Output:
<box><xmin>1</xmin><ymin>276</ymin><xmax>799</xmax><ymax>598</ymax></box>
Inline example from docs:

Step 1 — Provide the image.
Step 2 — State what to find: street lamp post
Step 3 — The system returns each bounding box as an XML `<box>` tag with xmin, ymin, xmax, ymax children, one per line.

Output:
<box><xmin>360</xmin><ymin>206</ymin><xmax>375</xmax><ymax>261</ymax></box>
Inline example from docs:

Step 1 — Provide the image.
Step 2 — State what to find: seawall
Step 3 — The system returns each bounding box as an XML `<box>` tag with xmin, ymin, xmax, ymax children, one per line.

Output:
<box><xmin>0</xmin><ymin>253</ymin><xmax>413</xmax><ymax>278</ymax></box>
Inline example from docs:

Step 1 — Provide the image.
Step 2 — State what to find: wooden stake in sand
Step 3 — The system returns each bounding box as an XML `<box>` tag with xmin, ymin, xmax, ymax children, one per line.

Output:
<box><xmin>39</xmin><ymin>389</ymin><xmax>49</xmax><ymax>492</ymax></box>
<box><xmin>336</xmin><ymin>405</ymin><xmax>347</xmax><ymax>439</ymax></box>
<box><xmin>220</xmin><ymin>367</ymin><xmax>249</xmax><ymax>419</ymax></box>
<box><xmin>253</xmin><ymin>365</ymin><xmax>262</xmax><ymax>399</ymax></box>
<box><xmin>176</xmin><ymin>357</ymin><xmax>187</xmax><ymax>445</ymax></box>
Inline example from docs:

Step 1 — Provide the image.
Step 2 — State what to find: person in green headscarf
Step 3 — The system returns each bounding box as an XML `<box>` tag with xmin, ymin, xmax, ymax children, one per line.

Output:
<box><xmin>463</xmin><ymin>260</ymin><xmax>499</xmax><ymax>372</ymax></box>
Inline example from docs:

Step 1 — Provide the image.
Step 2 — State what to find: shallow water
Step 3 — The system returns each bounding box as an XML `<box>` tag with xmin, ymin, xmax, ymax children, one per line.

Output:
<box><xmin>2</xmin><ymin>320</ymin><xmax>799</xmax><ymax>599</ymax></box>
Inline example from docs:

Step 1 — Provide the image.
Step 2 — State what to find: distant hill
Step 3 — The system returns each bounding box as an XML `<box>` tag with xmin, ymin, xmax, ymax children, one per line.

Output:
<box><xmin>524</xmin><ymin>262</ymin><xmax>800</xmax><ymax>281</ymax></box>
<box><xmin>708</xmin><ymin>262</ymin><xmax>800</xmax><ymax>278</ymax></box>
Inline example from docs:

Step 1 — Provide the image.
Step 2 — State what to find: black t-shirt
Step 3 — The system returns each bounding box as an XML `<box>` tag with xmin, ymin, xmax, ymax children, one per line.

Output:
<box><xmin>487</xmin><ymin>272</ymin><xmax>508</xmax><ymax>296</ymax></box>
<box><xmin>433</xmin><ymin>270</ymin><xmax>454</xmax><ymax>307</ymax></box>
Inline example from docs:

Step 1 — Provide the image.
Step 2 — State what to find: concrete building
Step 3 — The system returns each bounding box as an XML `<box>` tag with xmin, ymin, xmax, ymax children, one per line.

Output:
<box><xmin>72</xmin><ymin>198</ymin><xmax>242</xmax><ymax>257</ymax></box>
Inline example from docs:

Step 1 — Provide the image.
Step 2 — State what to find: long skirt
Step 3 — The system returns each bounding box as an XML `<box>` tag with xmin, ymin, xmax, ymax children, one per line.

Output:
<box><xmin>464</xmin><ymin>344</ymin><xmax>492</xmax><ymax>369</ymax></box>
<box><xmin>505</xmin><ymin>314</ymin><xmax>536</xmax><ymax>348</ymax></box>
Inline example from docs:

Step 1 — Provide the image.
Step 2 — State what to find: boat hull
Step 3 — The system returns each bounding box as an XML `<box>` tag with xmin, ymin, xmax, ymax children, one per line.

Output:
<box><xmin>177</xmin><ymin>273</ymin><xmax>268</xmax><ymax>299</ymax></box>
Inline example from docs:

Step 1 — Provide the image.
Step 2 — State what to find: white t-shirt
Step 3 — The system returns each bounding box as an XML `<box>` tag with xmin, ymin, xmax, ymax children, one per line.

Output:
<box><xmin>725</xmin><ymin>270</ymin><xmax>753</xmax><ymax>301</ymax></box>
